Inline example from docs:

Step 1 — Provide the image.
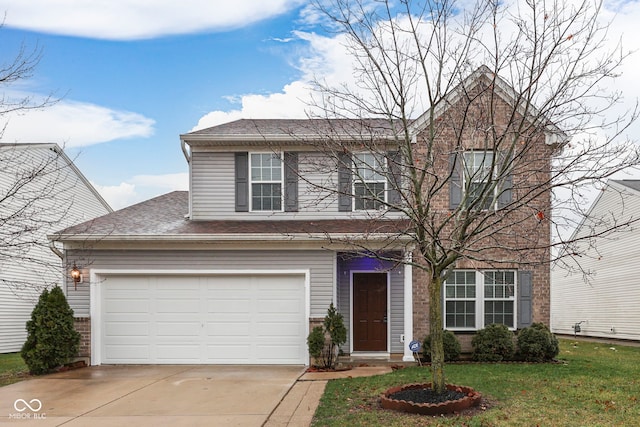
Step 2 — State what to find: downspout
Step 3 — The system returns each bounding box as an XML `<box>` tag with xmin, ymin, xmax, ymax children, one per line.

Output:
<box><xmin>181</xmin><ymin>139</ymin><xmax>192</xmax><ymax>219</ymax></box>
<box><xmin>49</xmin><ymin>239</ymin><xmax>64</xmax><ymax>260</ymax></box>
<box><xmin>181</xmin><ymin>139</ymin><xmax>191</xmax><ymax>164</ymax></box>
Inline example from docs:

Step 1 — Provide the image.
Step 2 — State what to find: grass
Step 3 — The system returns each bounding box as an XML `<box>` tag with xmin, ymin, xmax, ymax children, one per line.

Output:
<box><xmin>0</xmin><ymin>353</ymin><xmax>29</xmax><ymax>387</ymax></box>
<box><xmin>312</xmin><ymin>339</ymin><xmax>640</xmax><ymax>426</ymax></box>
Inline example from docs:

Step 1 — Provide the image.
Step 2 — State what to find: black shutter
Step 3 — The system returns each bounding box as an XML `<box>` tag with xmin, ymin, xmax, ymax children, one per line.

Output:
<box><xmin>235</xmin><ymin>152</ymin><xmax>249</xmax><ymax>212</ymax></box>
<box><xmin>449</xmin><ymin>153</ymin><xmax>462</xmax><ymax>209</ymax></box>
<box><xmin>284</xmin><ymin>152</ymin><xmax>298</xmax><ymax>212</ymax></box>
<box><xmin>517</xmin><ymin>271</ymin><xmax>533</xmax><ymax>328</ymax></box>
<box><xmin>498</xmin><ymin>151</ymin><xmax>513</xmax><ymax>209</ymax></box>
<box><xmin>387</xmin><ymin>151</ymin><xmax>401</xmax><ymax>210</ymax></box>
<box><xmin>338</xmin><ymin>152</ymin><xmax>352</xmax><ymax>212</ymax></box>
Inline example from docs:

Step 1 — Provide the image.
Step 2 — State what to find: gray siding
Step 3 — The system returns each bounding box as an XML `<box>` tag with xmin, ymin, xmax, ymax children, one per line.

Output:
<box><xmin>67</xmin><ymin>249</ymin><xmax>335</xmax><ymax>319</ymax></box>
<box><xmin>551</xmin><ymin>182</ymin><xmax>640</xmax><ymax>341</ymax></box>
<box><xmin>189</xmin><ymin>150</ymin><xmax>404</xmax><ymax>221</ymax></box>
<box><xmin>337</xmin><ymin>254</ymin><xmax>404</xmax><ymax>354</ymax></box>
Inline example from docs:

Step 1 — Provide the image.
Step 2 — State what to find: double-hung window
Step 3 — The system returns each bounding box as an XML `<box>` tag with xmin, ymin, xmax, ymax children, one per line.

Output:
<box><xmin>484</xmin><ymin>271</ymin><xmax>515</xmax><ymax>327</ymax></box>
<box><xmin>444</xmin><ymin>270</ymin><xmax>516</xmax><ymax>330</ymax></box>
<box><xmin>463</xmin><ymin>151</ymin><xmax>496</xmax><ymax>210</ymax></box>
<box><xmin>353</xmin><ymin>153</ymin><xmax>386</xmax><ymax>211</ymax></box>
<box><xmin>250</xmin><ymin>153</ymin><xmax>282</xmax><ymax>211</ymax></box>
<box><xmin>444</xmin><ymin>271</ymin><xmax>477</xmax><ymax>329</ymax></box>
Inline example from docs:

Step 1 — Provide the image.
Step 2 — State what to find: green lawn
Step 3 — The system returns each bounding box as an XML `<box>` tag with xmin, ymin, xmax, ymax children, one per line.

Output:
<box><xmin>312</xmin><ymin>339</ymin><xmax>640</xmax><ymax>426</ymax></box>
<box><xmin>0</xmin><ymin>353</ymin><xmax>29</xmax><ymax>387</ymax></box>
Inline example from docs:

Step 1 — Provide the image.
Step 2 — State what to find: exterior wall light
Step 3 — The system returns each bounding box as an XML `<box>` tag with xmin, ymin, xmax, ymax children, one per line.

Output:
<box><xmin>71</xmin><ymin>263</ymin><xmax>82</xmax><ymax>290</ymax></box>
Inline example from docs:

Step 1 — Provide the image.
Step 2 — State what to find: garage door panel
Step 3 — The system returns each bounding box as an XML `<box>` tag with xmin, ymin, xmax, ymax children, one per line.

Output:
<box><xmin>156</xmin><ymin>321</ymin><xmax>201</xmax><ymax>337</ymax></box>
<box><xmin>206</xmin><ymin>321</ymin><xmax>250</xmax><ymax>336</ymax></box>
<box><xmin>104</xmin><ymin>322</ymin><xmax>149</xmax><ymax>337</ymax></box>
<box><xmin>206</xmin><ymin>299</ymin><xmax>251</xmax><ymax>313</ymax></box>
<box><xmin>101</xmin><ymin>274</ymin><xmax>306</xmax><ymax>364</ymax></box>
<box><xmin>104</xmin><ymin>344</ymin><xmax>150</xmax><ymax>361</ymax></box>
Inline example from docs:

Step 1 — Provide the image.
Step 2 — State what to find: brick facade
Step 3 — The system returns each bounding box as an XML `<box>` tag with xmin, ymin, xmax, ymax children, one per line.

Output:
<box><xmin>74</xmin><ymin>317</ymin><xmax>91</xmax><ymax>359</ymax></box>
<box><xmin>410</xmin><ymin>79</ymin><xmax>554</xmax><ymax>347</ymax></box>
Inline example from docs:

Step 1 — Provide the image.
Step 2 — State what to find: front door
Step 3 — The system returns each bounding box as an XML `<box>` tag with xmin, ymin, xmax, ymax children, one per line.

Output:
<box><xmin>353</xmin><ymin>272</ymin><xmax>388</xmax><ymax>352</ymax></box>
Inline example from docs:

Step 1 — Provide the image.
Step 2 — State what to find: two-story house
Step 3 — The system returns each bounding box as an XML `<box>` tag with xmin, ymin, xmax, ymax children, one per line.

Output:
<box><xmin>52</xmin><ymin>68</ymin><xmax>554</xmax><ymax>365</ymax></box>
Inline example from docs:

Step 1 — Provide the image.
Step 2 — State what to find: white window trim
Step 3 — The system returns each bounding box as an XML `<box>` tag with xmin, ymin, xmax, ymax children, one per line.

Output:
<box><xmin>352</xmin><ymin>152</ymin><xmax>388</xmax><ymax>212</ymax></box>
<box><xmin>249</xmin><ymin>151</ymin><xmax>284</xmax><ymax>212</ymax></box>
<box><xmin>462</xmin><ymin>151</ymin><xmax>498</xmax><ymax>211</ymax></box>
<box><xmin>444</xmin><ymin>269</ymin><xmax>517</xmax><ymax>331</ymax></box>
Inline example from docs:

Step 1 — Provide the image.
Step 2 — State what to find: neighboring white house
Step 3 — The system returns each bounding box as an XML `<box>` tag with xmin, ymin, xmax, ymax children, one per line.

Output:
<box><xmin>552</xmin><ymin>179</ymin><xmax>640</xmax><ymax>341</ymax></box>
<box><xmin>0</xmin><ymin>143</ymin><xmax>112</xmax><ymax>353</ymax></box>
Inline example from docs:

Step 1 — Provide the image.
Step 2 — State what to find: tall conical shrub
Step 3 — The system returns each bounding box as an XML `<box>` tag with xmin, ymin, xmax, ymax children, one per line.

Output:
<box><xmin>21</xmin><ymin>286</ymin><xmax>80</xmax><ymax>375</ymax></box>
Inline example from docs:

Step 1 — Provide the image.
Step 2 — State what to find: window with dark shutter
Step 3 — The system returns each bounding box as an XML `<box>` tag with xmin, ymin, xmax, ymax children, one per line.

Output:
<box><xmin>235</xmin><ymin>152</ymin><xmax>249</xmax><ymax>212</ymax></box>
<box><xmin>284</xmin><ymin>152</ymin><xmax>298</xmax><ymax>212</ymax></box>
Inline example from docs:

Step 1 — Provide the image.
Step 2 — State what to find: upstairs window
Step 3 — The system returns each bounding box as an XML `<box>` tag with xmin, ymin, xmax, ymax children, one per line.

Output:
<box><xmin>250</xmin><ymin>153</ymin><xmax>282</xmax><ymax>211</ymax></box>
<box><xmin>353</xmin><ymin>153</ymin><xmax>386</xmax><ymax>211</ymax></box>
<box><xmin>463</xmin><ymin>151</ymin><xmax>496</xmax><ymax>210</ymax></box>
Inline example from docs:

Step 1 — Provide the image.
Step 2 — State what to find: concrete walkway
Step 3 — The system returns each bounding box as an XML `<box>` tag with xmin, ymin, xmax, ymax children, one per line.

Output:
<box><xmin>264</xmin><ymin>367</ymin><xmax>393</xmax><ymax>427</ymax></box>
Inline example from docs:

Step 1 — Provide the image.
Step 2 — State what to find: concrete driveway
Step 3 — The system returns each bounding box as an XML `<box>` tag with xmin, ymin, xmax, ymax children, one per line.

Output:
<box><xmin>0</xmin><ymin>365</ymin><xmax>305</xmax><ymax>426</ymax></box>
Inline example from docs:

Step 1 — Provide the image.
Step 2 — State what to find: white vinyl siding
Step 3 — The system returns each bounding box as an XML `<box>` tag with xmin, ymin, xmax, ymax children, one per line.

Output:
<box><xmin>189</xmin><ymin>149</ymin><xmax>404</xmax><ymax>220</ymax></box>
<box><xmin>551</xmin><ymin>182</ymin><xmax>640</xmax><ymax>341</ymax></box>
<box><xmin>0</xmin><ymin>145</ymin><xmax>111</xmax><ymax>353</ymax></box>
<box><xmin>66</xmin><ymin>249</ymin><xmax>334</xmax><ymax>319</ymax></box>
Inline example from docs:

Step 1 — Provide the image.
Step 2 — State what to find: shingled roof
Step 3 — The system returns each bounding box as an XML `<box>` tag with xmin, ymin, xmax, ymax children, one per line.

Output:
<box><xmin>52</xmin><ymin>191</ymin><xmax>410</xmax><ymax>243</ymax></box>
<box><xmin>181</xmin><ymin>118</ymin><xmax>410</xmax><ymax>143</ymax></box>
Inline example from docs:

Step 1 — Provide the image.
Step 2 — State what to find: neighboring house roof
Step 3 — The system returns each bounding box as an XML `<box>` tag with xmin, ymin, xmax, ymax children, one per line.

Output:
<box><xmin>0</xmin><ymin>143</ymin><xmax>112</xmax><ymax>213</ymax></box>
<box><xmin>52</xmin><ymin>191</ymin><xmax>410</xmax><ymax>243</ymax></box>
<box><xmin>611</xmin><ymin>179</ymin><xmax>640</xmax><ymax>194</ymax></box>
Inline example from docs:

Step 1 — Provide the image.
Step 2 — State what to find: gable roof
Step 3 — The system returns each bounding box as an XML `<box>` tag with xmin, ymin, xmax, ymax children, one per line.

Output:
<box><xmin>408</xmin><ymin>65</ymin><xmax>567</xmax><ymax>146</ymax></box>
<box><xmin>0</xmin><ymin>143</ymin><xmax>112</xmax><ymax>213</ymax></box>
<box><xmin>51</xmin><ymin>191</ymin><xmax>410</xmax><ymax>244</ymax></box>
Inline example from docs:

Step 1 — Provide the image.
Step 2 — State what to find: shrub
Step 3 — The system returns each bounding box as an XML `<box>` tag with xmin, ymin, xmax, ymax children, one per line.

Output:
<box><xmin>307</xmin><ymin>326</ymin><xmax>325</xmax><ymax>361</ymax></box>
<box><xmin>422</xmin><ymin>330</ymin><xmax>461</xmax><ymax>362</ymax></box>
<box><xmin>21</xmin><ymin>286</ymin><xmax>80</xmax><ymax>375</ymax></box>
<box><xmin>517</xmin><ymin>323</ymin><xmax>560</xmax><ymax>362</ymax></box>
<box><xmin>306</xmin><ymin>303</ymin><xmax>346</xmax><ymax>369</ymax></box>
<box><xmin>472</xmin><ymin>323</ymin><xmax>515</xmax><ymax>362</ymax></box>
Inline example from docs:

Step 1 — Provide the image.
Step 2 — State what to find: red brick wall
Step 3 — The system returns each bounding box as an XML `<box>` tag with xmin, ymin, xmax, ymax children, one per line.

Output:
<box><xmin>74</xmin><ymin>317</ymin><xmax>91</xmax><ymax>358</ymax></box>
<box><xmin>410</xmin><ymin>80</ymin><xmax>553</xmax><ymax>343</ymax></box>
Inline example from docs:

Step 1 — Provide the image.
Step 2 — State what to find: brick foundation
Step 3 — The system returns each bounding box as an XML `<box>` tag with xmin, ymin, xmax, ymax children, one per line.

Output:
<box><xmin>74</xmin><ymin>317</ymin><xmax>91</xmax><ymax>359</ymax></box>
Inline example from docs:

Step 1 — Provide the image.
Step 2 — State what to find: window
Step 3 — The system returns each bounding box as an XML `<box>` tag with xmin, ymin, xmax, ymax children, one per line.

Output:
<box><xmin>444</xmin><ymin>270</ymin><xmax>516</xmax><ymax>330</ymax></box>
<box><xmin>463</xmin><ymin>151</ymin><xmax>496</xmax><ymax>209</ymax></box>
<box><xmin>250</xmin><ymin>153</ymin><xmax>282</xmax><ymax>211</ymax></box>
<box><xmin>445</xmin><ymin>271</ymin><xmax>476</xmax><ymax>329</ymax></box>
<box><xmin>353</xmin><ymin>153</ymin><xmax>386</xmax><ymax>210</ymax></box>
<box><xmin>484</xmin><ymin>271</ymin><xmax>515</xmax><ymax>327</ymax></box>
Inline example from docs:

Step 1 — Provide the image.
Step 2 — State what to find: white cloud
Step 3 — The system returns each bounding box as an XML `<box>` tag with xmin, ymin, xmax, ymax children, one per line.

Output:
<box><xmin>0</xmin><ymin>97</ymin><xmax>155</xmax><ymax>147</ymax></box>
<box><xmin>93</xmin><ymin>173</ymin><xmax>188</xmax><ymax>210</ymax></box>
<box><xmin>0</xmin><ymin>0</ymin><xmax>303</xmax><ymax>40</ymax></box>
<box><xmin>192</xmin><ymin>81</ymin><xmax>313</xmax><ymax>130</ymax></box>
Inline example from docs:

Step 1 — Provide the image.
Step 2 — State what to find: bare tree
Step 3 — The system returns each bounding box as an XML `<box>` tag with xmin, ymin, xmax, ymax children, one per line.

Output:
<box><xmin>297</xmin><ymin>0</ymin><xmax>640</xmax><ymax>393</ymax></box>
<box><xmin>0</xmin><ymin>33</ymin><xmax>73</xmax><ymax>297</ymax></box>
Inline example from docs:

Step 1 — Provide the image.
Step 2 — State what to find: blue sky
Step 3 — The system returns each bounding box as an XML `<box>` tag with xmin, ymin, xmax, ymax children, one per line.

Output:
<box><xmin>1</xmin><ymin>0</ymin><xmax>640</xmax><ymax>210</ymax></box>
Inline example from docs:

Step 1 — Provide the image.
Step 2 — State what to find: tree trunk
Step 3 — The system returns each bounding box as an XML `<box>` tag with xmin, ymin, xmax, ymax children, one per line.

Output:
<box><xmin>429</xmin><ymin>273</ymin><xmax>446</xmax><ymax>394</ymax></box>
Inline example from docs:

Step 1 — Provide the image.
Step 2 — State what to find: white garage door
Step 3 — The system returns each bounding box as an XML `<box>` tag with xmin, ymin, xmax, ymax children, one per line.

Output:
<box><xmin>99</xmin><ymin>274</ymin><xmax>307</xmax><ymax>364</ymax></box>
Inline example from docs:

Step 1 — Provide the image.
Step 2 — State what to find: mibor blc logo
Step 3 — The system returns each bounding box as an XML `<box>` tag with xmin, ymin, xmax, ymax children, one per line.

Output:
<box><xmin>9</xmin><ymin>398</ymin><xmax>46</xmax><ymax>420</ymax></box>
